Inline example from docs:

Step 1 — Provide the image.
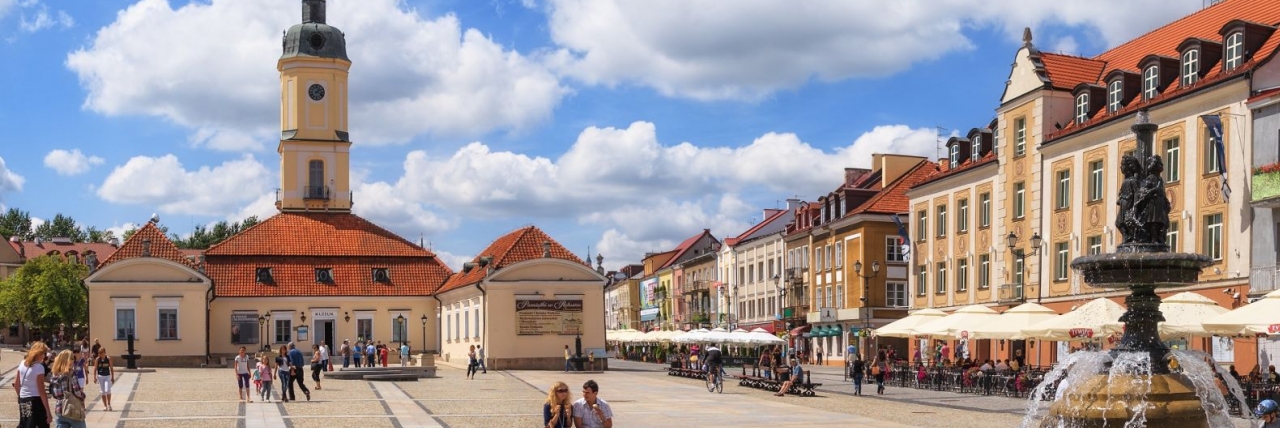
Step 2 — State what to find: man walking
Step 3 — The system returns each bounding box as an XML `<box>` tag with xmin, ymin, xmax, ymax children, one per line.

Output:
<box><xmin>366</xmin><ymin>342</ymin><xmax>376</xmax><ymax>368</ymax></box>
<box><xmin>341</xmin><ymin>340</ymin><xmax>351</xmax><ymax>369</ymax></box>
<box><xmin>815</xmin><ymin>344</ymin><xmax>823</xmax><ymax>365</ymax></box>
<box><xmin>564</xmin><ymin>345</ymin><xmax>574</xmax><ymax>372</ymax></box>
<box><xmin>287</xmin><ymin>343</ymin><xmax>311</xmax><ymax>401</ymax></box>
<box><xmin>319</xmin><ymin>341</ymin><xmax>331</xmax><ymax>373</ymax></box>
<box><xmin>400</xmin><ymin>342</ymin><xmax>410</xmax><ymax>367</ymax></box>
<box><xmin>477</xmin><ymin>345</ymin><xmax>487</xmax><ymax>374</ymax></box>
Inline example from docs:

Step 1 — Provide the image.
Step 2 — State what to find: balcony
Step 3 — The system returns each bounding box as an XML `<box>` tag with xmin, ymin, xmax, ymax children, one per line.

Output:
<box><xmin>684</xmin><ymin>280</ymin><xmax>712</xmax><ymax>295</ymax></box>
<box><xmin>304</xmin><ymin>185</ymin><xmax>331</xmax><ymax>200</ymax></box>
<box><xmin>996</xmin><ymin>283</ymin><xmax>1025</xmax><ymax>304</ymax></box>
<box><xmin>1249</xmin><ymin>265</ymin><xmax>1280</xmax><ymax>295</ymax></box>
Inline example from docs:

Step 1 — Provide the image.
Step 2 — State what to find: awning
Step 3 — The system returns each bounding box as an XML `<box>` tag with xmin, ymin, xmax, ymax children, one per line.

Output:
<box><xmin>789</xmin><ymin>324</ymin><xmax>811</xmax><ymax>337</ymax></box>
<box><xmin>738</xmin><ymin>322</ymin><xmax>776</xmax><ymax>334</ymax></box>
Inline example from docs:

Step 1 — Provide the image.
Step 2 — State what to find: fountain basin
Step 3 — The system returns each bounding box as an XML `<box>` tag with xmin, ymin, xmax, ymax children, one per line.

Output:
<box><xmin>1046</xmin><ymin>373</ymin><xmax>1208</xmax><ymax>428</ymax></box>
<box><xmin>1070</xmin><ymin>253</ymin><xmax>1213</xmax><ymax>289</ymax></box>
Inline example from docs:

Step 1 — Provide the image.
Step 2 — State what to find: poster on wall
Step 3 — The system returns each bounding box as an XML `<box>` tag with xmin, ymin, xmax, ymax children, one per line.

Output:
<box><xmin>231</xmin><ymin>312</ymin><xmax>259</xmax><ymax>344</ymax></box>
<box><xmin>640</xmin><ymin>278</ymin><xmax>658</xmax><ymax>321</ymax></box>
<box><xmin>296</xmin><ymin>325</ymin><xmax>309</xmax><ymax>342</ymax></box>
<box><xmin>516</xmin><ymin>299</ymin><xmax>583</xmax><ymax>335</ymax></box>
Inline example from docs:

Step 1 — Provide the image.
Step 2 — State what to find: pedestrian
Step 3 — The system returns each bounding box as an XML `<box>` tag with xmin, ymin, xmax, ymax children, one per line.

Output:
<box><xmin>319</xmin><ymin>341</ymin><xmax>330</xmax><ymax>374</ymax></box>
<box><xmin>353</xmin><ymin>340</ymin><xmax>363</xmax><ymax>368</ymax></box>
<box><xmin>572</xmin><ymin>380</ymin><xmax>613</xmax><ymax>428</ymax></box>
<box><xmin>72</xmin><ymin>347</ymin><xmax>87</xmax><ymax>390</ymax></box>
<box><xmin>50</xmin><ymin>349</ymin><xmax>88</xmax><ymax>428</ymax></box>
<box><xmin>564</xmin><ymin>345</ymin><xmax>573</xmax><ymax>372</ymax></box>
<box><xmin>758</xmin><ymin>350</ymin><xmax>772</xmax><ymax>380</ymax></box>
<box><xmin>93</xmin><ymin>347</ymin><xmax>114</xmax><ymax>412</ymax></box>
<box><xmin>379</xmin><ymin>342</ymin><xmax>389</xmax><ymax>367</ymax></box>
<box><xmin>775</xmin><ymin>358</ymin><xmax>802</xmax><ymax>397</ymax></box>
<box><xmin>257</xmin><ymin>355</ymin><xmax>274</xmax><ymax>402</ymax></box>
<box><xmin>15</xmin><ymin>341</ymin><xmax>52</xmax><ymax>428</ymax></box>
<box><xmin>466</xmin><ymin>345</ymin><xmax>478</xmax><ymax>379</ymax></box>
<box><xmin>873</xmin><ymin>351</ymin><xmax>888</xmax><ymax>395</ymax></box>
<box><xmin>477</xmin><ymin>345</ymin><xmax>487</xmax><ymax>374</ymax></box>
<box><xmin>815</xmin><ymin>344</ymin><xmax>823</xmax><ymax>365</ymax></box>
<box><xmin>366</xmin><ymin>342</ymin><xmax>376</xmax><ymax>367</ymax></box>
<box><xmin>1255</xmin><ymin>399</ymin><xmax>1279</xmax><ymax>428</ymax></box>
<box><xmin>398</xmin><ymin>342</ymin><xmax>408</xmax><ymax>367</ymax></box>
<box><xmin>234</xmin><ymin>346</ymin><xmax>253</xmax><ymax>403</ymax></box>
<box><xmin>310</xmin><ymin>344</ymin><xmax>323</xmax><ymax>390</ymax></box>
<box><xmin>89</xmin><ymin>340</ymin><xmax>100</xmax><ymax>369</ymax></box>
<box><xmin>544</xmin><ymin>381</ymin><xmax>574</xmax><ymax>428</ymax></box>
<box><xmin>275</xmin><ymin>345</ymin><xmax>293</xmax><ymax>402</ymax></box>
<box><xmin>341</xmin><ymin>340</ymin><xmax>351</xmax><ymax>369</ymax></box>
<box><xmin>851</xmin><ymin>354</ymin><xmax>865</xmax><ymax>396</ymax></box>
<box><xmin>287</xmin><ymin>343</ymin><xmax>311</xmax><ymax>401</ymax></box>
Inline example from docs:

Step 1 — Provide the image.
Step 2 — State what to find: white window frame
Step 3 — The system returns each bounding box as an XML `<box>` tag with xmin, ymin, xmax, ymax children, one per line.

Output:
<box><xmin>1205</xmin><ymin>127</ymin><xmax>1222</xmax><ymax>174</ymax></box>
<box><xmin>1108</xmin><ymin>80</ymin><xmax>1123</xmax><ymax>113</ymax></box>
<box><xmin>917</xmin><ymin>210</ymin><xmax>928</xmax><ymax>242</ymax></box>
<box><xmin>937</xmin><ymin>204</ymin><xmax>948</xmax><ymax>238</ymax></box>
<box><xmin>1182</xmin><ymin>49</ymin><xmax>1199</xmax><ymax>86</ymax></box>
<box><xmin>971</xmin><ymin>136</ymin><xmax>982</xmax><ymax>162</ymax></box>
<box><xmin>1204</xmin><ymin>214</ymin><xmax>1223</xmax><ymax>261</ymax></box>
<box><xmin>917</xmin><ymin>265</ymin><xmax>927</xmax><ymax>296</ymax></box>
<box><xmin>272</xmin><ymin>310</ymin><xmax>293</xmax><ymax>344</ymax></box>
<box><xmin>958</xmin><ymin>199</ymin><xmax>969</xmax><ymax>233</ymax></box>
<box><xmin>1014</xmin><ymin>258</ymin><xmax>1025</xmax><ymax>299</ymax></box>
<box><xmin>1055</xmin><ymin>242</ymin><xmax>1069</xmax><ymax>281</ymax></box>
<box><xmin>1089</xmin><ymin>160</ymin><xmax>1104</xmax><ymax>202</ymax></box>
<box><xmin>957</xmin><ymin>258</ymin><xmax>968</xmax><ymax>292</ymax></box>
<box><xmin>1075</xmin><ymin>93</ymin><xmax>1090</xmax><ymax>124</ymax></box>
<box><xmin>834</xmin><ymin>242</ymin><xmax>843</xmax><ymax>268</ymax></box>
<box><xmin>474</xmin><ymin>303</ymin><xmax>481</xmax><ymax>339</ymax></box>
<box><xmin>836</xmin><ymin>284</ymin><xmax>844</xmax><ymax>309</ymax></box>
<box><xmin>113</xmin><ymin>297</ymin><xmax>138</xmax><ymax>341</ymax></box>
<box><xmin>1165</xmin><ymin>137</ymin><xmax>1180</xmax><ymax>182</ymax></box>
<box><xmin>950</xmin><ymin>144</ymin><xmax>960</xmax><ymax>166</ymax></box>
<box><xmin>356</xmin><ymin>311</ymin><xmax>374</xmax><ymax>342</ymax></box>
<box><xmin>1014</xmin><ymin>117</ymin><xmax>1027</xmax><ymax>156</ymax></box>
<box><xmin>1056</xmin><ymin>170</ymin><xmax>1071</xmax><ymax>209</ymax></box>
<box><xmin>816</xmin><ymin>247</ymin><xmax>825</xmax><ymax>272</ymax></box>
<box><xmin>886</xmin><ymin>236</ymin><xmax>906</xmax><ymax>262</ymax></box>
<box><xmin>1225</xmin><ymin>32</ymin><xmax>1243</xmax><ymax>71</ymax></box>
<box><xmin>1014</xmin><ymin>182</ymin><xmax>1026</xmax><ymax>219</ymax></box>
<box><xmin>886</xmin><ymin>282</ymin><xmax>907</xmax><ymax>308</ymax></box>
<box><xmin>1143</xmin><ymin>66</ymin><xmax>1160</xmax><ymax>100</ymax></box>
<box><xmin>156</xmin><ymin>297</ymin><xmax>180</xmax><ymax>341</ymax></box>
<box><xmin>978</xmin><ymin>254</ymin><xmax>990</xmax><ymax>289</ymax></box>
<box><xmin>1168</xmin><ymin>221</ymin><xmax>1180</xmax><ymax>251</ymax></box>
<box><xmin>1088</xmin><ymin>235</ymin><xmax>1103</xmax><ymax>255</ymax></box>
<box><xmin>935</xmin><ymin>262</ymin><xmax>947</xmax><ymax>295</ymax></box>
<box><xmin>980</xmin><ymin>193</ymin><xmax>991</xmax><ymax>227</ymax></box>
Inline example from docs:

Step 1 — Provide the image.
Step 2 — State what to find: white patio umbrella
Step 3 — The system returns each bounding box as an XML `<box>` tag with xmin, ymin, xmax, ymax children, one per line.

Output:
<box><xmin>701</xmin><ymin>327</ymin><xmax>736</xmax><ymax>344</ymax></box>
<box><xmin>742</xmin><ymin>328</ymin><xmax>786</xmax><ymax>346</ymax></box>
<box><xmin>1203</xmin><ymin>288</ymin><xmax>1280</xmax><ymax>336</ymax></box>
<box><xmin>1022</xmin><ymin>297</ymin><xmax>1126</xmax><ymax>341</ymax></box>
<box><xmin>874</xmin><ymin>308</ymin><xmax>948</xmax><ymax>338</ymax></box>
<box><xmin>1101</xmin><ymin>292</ymin><xmax>1229</xmax><ymax>339</ymax></box>
<box><xmin>672</xmin><ymin>328</ymin><xmax>710</xmax><ymax>344</ymax></box>
<box><xmin>911</xmin><ymin>305</ymin><xmax>1001</xmax><ymax>339</ymax></box>
<box><xmin>606</xmin><ymin>329</ymin><xmax>640</xmax><ymax>342</ymax></box>
<box><xmin>968</xmin><ymin>302</ymin><xmax>1060</xmax><ymax>340</ymax></box>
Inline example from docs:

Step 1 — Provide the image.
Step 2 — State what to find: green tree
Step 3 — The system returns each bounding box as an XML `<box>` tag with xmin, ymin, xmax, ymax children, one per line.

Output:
<box><xmin>171</xmin><ymin>216</ymin><xmax>261</xmax><ymax>249</ymax></box>
<box><xmin>33</xmin><ymin>213</ymin><xmax>87</xmax><ymax>242</ymax></box>
<box><xmin>85</xmin><ymin>226</ymin><xmax>117</xmax><ymax>244</ymax></box>
<box><xmin>0</xmin><ymin>207</ymin><xmax>34</xmax><ymax>240</ymax></box>
<box><xmin>0</xmin><ymin>255</ymin><xmax>89</xmax><ymax>332</ymax></box>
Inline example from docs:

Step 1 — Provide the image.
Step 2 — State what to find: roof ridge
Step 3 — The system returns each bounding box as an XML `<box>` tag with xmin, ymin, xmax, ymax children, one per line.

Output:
<box><xmin>205</xmin><ymin>213</ymin><xmax>275</xmax><ymax>253</ymax></box>
<box><xmin>1089</xmin><ymin>0</ymin><xmax>1229</xmax><ymax>61</ymax></box>
<box><xmin>493</xmin><ymin>226</ymin><xmax>536</xmax><ymax>267</ymax></box>
<box><xmin>852</xmin><ymin>160</ymin><xmax>936</xmax><ymax>215</ymax></box>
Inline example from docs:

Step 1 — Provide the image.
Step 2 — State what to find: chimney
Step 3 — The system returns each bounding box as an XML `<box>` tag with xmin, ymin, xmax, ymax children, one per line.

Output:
<box><xmin>9</xmin><ymin>236</ymin><xmax>22</xmax><ymax>258</ymax></box>
<box><xmin>543</xmin><ymin>241</ymin><xmax>552</xmax><ymax>258</ymax></box>
<box><xmin>109</xmin><ymin>237</ymin><xmax>120</xmax><ymax>248</ymax></box>
<box><xmin>939</xmin><ymin>158</ymin><xmax>950</xmax><ymax>172</ymax></box>
<box><xmin>786</xmin><ymin>198</ymin><xmax>802</xmax><ymax>211</ymax></box>
<box><xmin>843</xmin><ymin>167</ymin><xmax>872</xmax><ymax>187</ymax></box>
<box><xmin>302</xmin><ymin>0</ymin><xmax>326</xmax><ymax>24</ymax></box>
<box><xmin>141</xmin><ymin>239</ymin><xmax>151</xmax><ymax>257</ymax></box>
<box><xmin>879</xmin><ymin>153</ymin><xmax>926</xmax><ymax>187</ymax></box>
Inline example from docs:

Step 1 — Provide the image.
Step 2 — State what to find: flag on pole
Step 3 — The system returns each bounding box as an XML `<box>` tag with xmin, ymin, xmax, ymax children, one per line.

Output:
<box><xmin>891</xmin><ymin>214</ymin><xmax>910</xmax><ymax>242</ymax></box>
<box><xmin>1200</xmin><ymin>114</ymin><xmax>1230</xmax><ymax>202</ymax></box>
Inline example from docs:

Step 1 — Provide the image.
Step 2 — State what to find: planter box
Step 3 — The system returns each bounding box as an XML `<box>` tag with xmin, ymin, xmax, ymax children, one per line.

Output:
<box><xmin>1253</xmin><ymin>171</ymin><xmax>1280</xmax><ymax>203</ymax></box>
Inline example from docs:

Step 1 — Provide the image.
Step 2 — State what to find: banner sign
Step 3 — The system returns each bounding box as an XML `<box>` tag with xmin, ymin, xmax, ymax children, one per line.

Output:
<box><xmin>516</xmin><ymin>299</ymin><xmax>583</xmax><ymax>335</ymax></box>
<box><xmin>1068</xmin><ymin>328</ymin><xmax>1094</xmax><ymax>339</ymax></box>
<box><xmin>230</xmin><ymin>312</ymin><xmax>259</xmax><ymax>344</ymax></box>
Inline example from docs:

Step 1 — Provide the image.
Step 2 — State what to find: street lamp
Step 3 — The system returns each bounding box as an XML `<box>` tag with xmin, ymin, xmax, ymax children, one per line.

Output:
<box><xmin>396</xmin><ymin>314</ymin><xmax>406</xmax><ymax>351</ymax></box>
<box><xmin>1005</xmin><ymin>231</ymin><xmax>1044</xmax><ymax>303</ymax></box>
<box><xmin>854</xmin><ymin>260</ymin><xmax>880</xmax><ymax>358</ymax></box>
<box><xmin>419</xmin><ymin>314</ymin><xmax>428</xmax><ymax>356</ymax></box>
<box><xmin>258</xmin><ymin>315</ymin><xmax>266</xmax><ymax>351</ymax></box>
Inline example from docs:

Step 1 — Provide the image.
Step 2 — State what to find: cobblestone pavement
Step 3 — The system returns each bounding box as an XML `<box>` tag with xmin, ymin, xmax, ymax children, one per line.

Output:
<box><xmin>0</xmin><ymin>350</ymin><xmax>1257</xmax><ymax>427</ymax></box>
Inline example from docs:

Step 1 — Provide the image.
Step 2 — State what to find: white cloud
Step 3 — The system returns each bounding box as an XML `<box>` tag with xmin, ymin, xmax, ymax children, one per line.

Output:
<box><xmin>1050</xmin><ymin>36</ymin><xmax>1080</xmax><ymax>55</ymax></box>
<box><xmin>226</xmin><ymin>192</ymin><xmax>278</xmax><ymax>223</ymax></box>
<box><xmin>104</xmin><ymin>222</ymin><xmax>137</xmax><ymax>242</ymax></box>
<box><xmin>545</xmin><ymin>0</ymin><xmax>1201</xmax><ymax>100</ymax></box>
<box><xmin>43</xmin><ymin>149</ymin><xmax>104</xmax><ymax>176</ymax></box>
<box><xmin>96</xmin><ymin>154</ymin><xmax>272</xmax><ymax>216</ymax></box>
<box><xmin>65</xmin><ymin>0</ymin><xmax>568</xmax><ymax>150</ymax></box>
<box><xmin>0</xmin><ymin>0</ymin><xmax>17</xmax><ymax>19</ymax></box>
<box><xmin>430</xmin><ymin>249</ymin><xmax>472</xmax><ymax>272</ymax></box>
<box><xmin>18</xmin><ymin>4</ymin><xmax>71</xmax><ymax>33</ymax></box>
<box><xmin>0</xmin><ymin>155</ymin><xmax>25</xmax><ymax>206</ymax></box>
<box><xmin>352</xmin><ymin>180</ymin><xmax>455</xmax><ymax>237</ymax></box>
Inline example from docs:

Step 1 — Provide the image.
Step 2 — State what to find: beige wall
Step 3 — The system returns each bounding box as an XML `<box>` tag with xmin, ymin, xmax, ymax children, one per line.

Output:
<box><xmin>439</xmin><ymin>259</ymin><xmax>607</xmax><ymax>370</ymax></box>
<box><xmin>209</xmin><ymin>296</ymin><xmax>437</xmax><ymax>359</ymax></box>
<box><xmin>86</xmin><ymin>258</ymin><xmax>210</xmax><ymax>365</ymax></box>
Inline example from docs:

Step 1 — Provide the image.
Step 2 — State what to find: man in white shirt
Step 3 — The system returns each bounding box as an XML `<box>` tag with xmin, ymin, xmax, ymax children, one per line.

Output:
<box><xmin>572</xmin><ymin>379</ymin><xmax>613</xmax><ymax>428</ymax></box>
<box><xmin>980</xmin><ymin>360</ymin><xmax>994</xmax><ymax>371</ymax></box>
<box><xmin>318</xmin><ymin>341</ymin><xmax>330</xmax><ymax>373</ymax></box>
<box><xmin>995</xmin><ymin>359</ymin><xmax>1010</xmax><ymax>371</ymax></box>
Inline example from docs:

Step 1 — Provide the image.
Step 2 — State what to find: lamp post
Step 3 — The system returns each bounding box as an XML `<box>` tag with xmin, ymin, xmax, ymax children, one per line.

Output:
<box><xmin>396</xmin><ymin>314</ymin><xmax>406</xmax><ymax>351</ymax></box>
<box><xmin>420</xmin><ymin>314</ymin><xmax>428</xmax><ymax>356</ymax></box>
<box><xmin>258</xmin><ymin>315</ymin><xmax>266</xmax><ymax>352</ymax></box>
<box><xmin>854</xmin><ymin>260</ymin><xmax>880</xmax><ymax>358</ymax></box>
<box><xmin>1005</xmin><ymin>231</ymin><xmax>1044</xmax><ymax>303</ymax></box>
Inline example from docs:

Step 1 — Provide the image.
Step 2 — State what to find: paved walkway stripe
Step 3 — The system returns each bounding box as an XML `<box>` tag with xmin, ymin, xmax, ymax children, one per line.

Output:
<box><xmin>244</xmin><ymin>399</ymin><xmax>287</xmax><ymax>428</ymax></box>
<box><xmin>372</xmin><ymin>381</ymin><xmax>445</xmax><ymax>428</ymax></box>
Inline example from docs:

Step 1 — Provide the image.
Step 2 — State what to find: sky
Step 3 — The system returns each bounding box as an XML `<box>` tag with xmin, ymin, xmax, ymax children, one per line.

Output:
<box><xmin>0</xmin><ymin>0</ymin><xmax>1210</xmax><ymax>271</ymax></box>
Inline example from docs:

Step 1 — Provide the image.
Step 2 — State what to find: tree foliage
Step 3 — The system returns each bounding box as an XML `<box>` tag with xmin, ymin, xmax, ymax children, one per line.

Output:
<box><xmin>169</xmin><ymin>216</ymin><xmax>260</xmax><ymax>249</ymax></box>
<box><xmin>33</xmin><ymin>213</ymin><xmax>87</xmax><ymax>242</ymax></box>
<box><xmin>0</xmin><ymin>208</ymin><xmax>34</xmax><ymax>240</ymax></box>
<box><xmin>85</xmin><ymin>226</ymin><xmax>117</xmax><ymax>244</ymax></box>
<box><xmin>0</xmin><ymin>255</ymin><xmax>89</xmax><ymax>330</ymax></box>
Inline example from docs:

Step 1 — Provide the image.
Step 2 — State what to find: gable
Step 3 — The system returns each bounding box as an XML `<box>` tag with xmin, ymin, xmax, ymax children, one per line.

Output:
<box><xmin>0</xmin><ymin>239</ymin><xmax>20</xmax><ymax>264</ymax></box>
<box><xmin>1003</xmin><ymin>47</ymin><xmax>1049</xmax><ymax>104</ymax></box>
<box><xmin>487</xmin><ymin>258</ymin><xmax>604</xmax><ymax>283</ymax></box>
<box><xmin>88</xmin><ymin>257</ymin><xmax>208</xmax><ymax>284</ymax></box>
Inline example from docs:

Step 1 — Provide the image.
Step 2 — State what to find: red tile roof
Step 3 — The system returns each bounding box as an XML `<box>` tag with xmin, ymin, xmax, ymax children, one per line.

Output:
<box><xmin>850</xmin><ymin>160</ymin><xmax>937</xmax><ymax>215</ymax></box>
<box><xmin>726</xmin><ymin>209</ymin><xmax>789</xmax><ymax>248</ymax></box>
<box><xmin>205</xmin><ymin>212</ymin><xmax>434</xmax><ymax>257</ymax></box>
<box><xmin>435</xmin><ymin>226</ymin><xmax>584</xmax><ymax>295</ymax></box>
<box><xmin>1043</xmin><ymin>0</ymin><xmax>1280</xmax><ymax>140</ymax></box>
<box><xmin>98</xmin><ymin>222</ymin><xmax>197</xmax><ymax>269</ymax></box>
<box><xmin>660</xmin><ymin>230</ymin><xmax>714</xmax><ymax>269</ymax></box>
<box><xmin>1039</xmin><ymin>53</ymin><xmax>1106</xmax><ymax>91</ymax></box>
<box><xmin>8</xmin><ymin>240</ymin><xmax>119</xmax><ymax>262</ymax></box>
<box><xmin>910</xmin><ymin>152</ymin><xmax>998</xmax><ymax>189</ymax></box>
<box><xmin>203</xmin><ymin>212</ymin><xmax>453</xmax><ymax>297</ymax></box>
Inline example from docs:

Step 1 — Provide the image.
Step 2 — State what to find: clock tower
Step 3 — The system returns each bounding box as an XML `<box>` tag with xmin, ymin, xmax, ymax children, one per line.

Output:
<box><xmin>276</xmin><ymin>0</ymin><xmax>352</xmax><ymax>212</ymax></box>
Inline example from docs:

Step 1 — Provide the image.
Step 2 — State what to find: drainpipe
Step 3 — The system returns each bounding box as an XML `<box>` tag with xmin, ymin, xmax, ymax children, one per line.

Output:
<box><xmin>431</xmin><ymin>294</ymin><xmax>443</xmax><ymax>354</ymax></box>
<box><xmin>475</xmin><ymin>281</ymin><xmax>487</xmax><ymax>368</ymax></box>
<box><xmin>206</xmin><ymin>281</ymin><xmax>216</xmax><ymax>366</ymax></box>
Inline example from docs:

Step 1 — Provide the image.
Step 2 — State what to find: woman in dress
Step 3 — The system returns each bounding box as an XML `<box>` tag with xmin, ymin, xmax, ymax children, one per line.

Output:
<box><xmin>49</xmin><ymin>350</ymin><xmax>87</xmax><ymax>428</ymax></box>
<box><xmin>14</xmin><ymin>341</ymin><xmax>51</xmax><ymax>428</ymax></box>
<box><xmin>542</xmin><ymin>381</ymin><xmax>573</xmax><ymax>428</ymax></box>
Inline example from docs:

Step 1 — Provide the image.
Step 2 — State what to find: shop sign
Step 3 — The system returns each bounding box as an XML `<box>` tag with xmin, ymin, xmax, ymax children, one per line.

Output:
<box><xmin>516</xmin><ymin>299</ymin><xmax>583</xmax><ymax>335</ymax></box>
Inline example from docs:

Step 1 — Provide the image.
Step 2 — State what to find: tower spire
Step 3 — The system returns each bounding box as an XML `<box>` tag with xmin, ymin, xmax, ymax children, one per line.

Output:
<box><xmin>303</xmin><ymin>0</ymin><xmax>326</xmax><ymax>24</ymax></box>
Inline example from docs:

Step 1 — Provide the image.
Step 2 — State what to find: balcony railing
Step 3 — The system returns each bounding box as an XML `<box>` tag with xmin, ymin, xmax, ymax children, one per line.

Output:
<box><xmin>997</xmin><ymin>283</ymin><xmax>1025</xmax><ymax>304</ymax></box>
<box><xmin>685</xmin><ymin>280</ymin><xmax>712</xmax><ymax>294</ymax></box>
<box><xmin>1250</xmin><ymin>265</ymin><xmax>1280</xmax><ymax>294</ymax></box>
<box><xmin>304</xmin><ymin>185</ymin><xmax>331</xmax><ymax>200</ymax></box>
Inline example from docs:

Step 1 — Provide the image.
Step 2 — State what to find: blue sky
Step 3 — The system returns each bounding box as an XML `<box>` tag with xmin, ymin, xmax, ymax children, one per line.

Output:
<box><xmin>0</xmin><ymin>0</ymin><xmax>1206</xmax><ymax>269</ymax></box>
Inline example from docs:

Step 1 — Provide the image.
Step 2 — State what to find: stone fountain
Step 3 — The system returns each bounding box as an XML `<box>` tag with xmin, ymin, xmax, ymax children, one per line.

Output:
<box><xmin>1040</xmin><ymin>110</ymin><xmax>1219</xmax><ymax>427</ymax></box>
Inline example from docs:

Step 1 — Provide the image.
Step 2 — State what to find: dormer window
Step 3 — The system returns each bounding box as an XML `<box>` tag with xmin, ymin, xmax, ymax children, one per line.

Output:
<box><xmin>971</xmin><ymin>136</ymin><xmax>982</xmax><ymax>162</ymax></box>
<box><xmin>949</xmin><ymin>144</ymin><xmax>960</xmax><ymax>166</ymax></box>
<box><xmin>1143</xmin><ymin>66</ymin><xmax>1160</xmax><ymax>100</ymax></box>
<box><xmin>1181</xmin><ymin>49</ymin><xmax>1199</xmax><ymax>86</ymax></box>
<box><xmin>1224</xmin><ymin>32</ymin><xmax>1243</xmax><ymax>70</ymax></box>
<box><xmin>1107</xmin><ymin>80</ymin><xmax>1123</xmax><ymax>113</ymax></box>
<box><xmin>256</xmin><ymin>267</ymin><xmax>273</xmax><ymax>284</ymax></box>
<box><xmin>372</xmin><ymin>268</ymin><xmax>390</xmax><ymax>283</ymax></box>
<box><xmin>315</xmin><ymin>268</ymin><xmax>334</xmax><ymax>283</ymax></box>
<box><xmin>1075</xmin><ymin>93</ymin><xmax>1090</xmax><ymax>124</ymax></box>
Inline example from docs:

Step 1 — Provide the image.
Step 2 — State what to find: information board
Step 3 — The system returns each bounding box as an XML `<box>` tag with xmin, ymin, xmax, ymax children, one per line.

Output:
<box><xmin>516</xmin><ymin>299</ymin><xmax>583</xmax><ymax>335</ymax></box>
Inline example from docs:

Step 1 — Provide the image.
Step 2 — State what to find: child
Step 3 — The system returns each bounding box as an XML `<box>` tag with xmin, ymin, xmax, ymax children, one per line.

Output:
<box><xmin>252</xmin><ymin>364</ymin><xmax>262</xmax><ymax>395</ymax></box>
<box><xmin>257</xmin><ymin>357</ymin><xmax>274</xmax><ymax>402</ymax></box>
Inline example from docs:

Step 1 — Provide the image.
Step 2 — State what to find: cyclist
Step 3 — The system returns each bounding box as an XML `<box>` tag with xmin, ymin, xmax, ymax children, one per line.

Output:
<box><xmin>1257</xmin><ymin>399</ymin><xmax>1279</xmax><ymax>428</ymax></box>
<box><xmin>705</xmin><ymin>345</ymin><xmax>724</xmax><ymax>388</ymax></box>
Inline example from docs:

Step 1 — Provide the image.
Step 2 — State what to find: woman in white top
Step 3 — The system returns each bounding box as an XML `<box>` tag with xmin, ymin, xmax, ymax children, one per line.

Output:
<box><xmin>12</xmin><ymin>341</ymin><xmax>52</xmax><ymax>428</ymax></box>
<box><xmin>234</xmin><ymin>346</ymin><xmax>252</xmax><ymax>403</ymax></box>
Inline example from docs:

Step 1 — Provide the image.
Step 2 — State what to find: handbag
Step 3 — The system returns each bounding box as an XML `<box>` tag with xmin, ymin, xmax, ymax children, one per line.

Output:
<box><xmin>870</xmin><ymin>364</ymin><xmax>881</xmax><ymax>376</ymax></box>
<box><xmin>59</xmin><ymin>376</ymin><xmax>86</xmax><ymax>421</ymax></box>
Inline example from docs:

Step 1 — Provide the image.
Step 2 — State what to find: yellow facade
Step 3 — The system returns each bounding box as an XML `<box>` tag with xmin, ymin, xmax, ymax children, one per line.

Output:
<box><xmin>276</xmin><ymin>55</ymin><xmax>353</xmax><ymax>212</ymax></box>
<box><xmin>86</xmin><ymin>258</ymin><xmax>210</xmax><ymax>366</ymax></box>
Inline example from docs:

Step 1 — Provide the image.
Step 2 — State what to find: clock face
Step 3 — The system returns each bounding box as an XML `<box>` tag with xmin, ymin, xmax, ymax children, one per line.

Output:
<box><xmin>308</xmin><ymin>84</ymin><xmax>325</xmax><ymax>101</ymax></box>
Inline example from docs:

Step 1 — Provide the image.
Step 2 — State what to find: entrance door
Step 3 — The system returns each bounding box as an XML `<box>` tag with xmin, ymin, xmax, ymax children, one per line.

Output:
<box><xmin>315</xmin><ymin>320</ymin><xmax>335</xmax><ymax>353</ymax></box>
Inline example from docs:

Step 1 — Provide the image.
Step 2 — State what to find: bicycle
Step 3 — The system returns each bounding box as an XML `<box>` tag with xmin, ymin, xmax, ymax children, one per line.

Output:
<box><xmin>705</xmin><ymin>364</ymin><xmax>723</xmax><ymax>393</ymax></box>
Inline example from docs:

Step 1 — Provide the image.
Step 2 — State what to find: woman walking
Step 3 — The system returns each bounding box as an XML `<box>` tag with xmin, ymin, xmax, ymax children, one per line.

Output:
<box><xmin>310</xmin><ymin>344</ymin><xmax>323</xmax><ymax>391</ymax></box>
<box><xmin>851</xmin><ymin>354</ymin><xmax>865</xmax><ymax>396</ymax></box>
<box><xmin>466</xmin><ymin>345</ymin><xmax>478</xmax><ymax>379</ymax></box>
<box><xmin>275</xmin><ymin>345</ymin><xmax>292</xmax><ymax>402</ymax></box>
<box><xmin>542</xmin><ymin>381</ymin><xmax>573</xmax><ymax>428</ymax></box>
<box><xmin>234</xmin><ymin>346</ymin><xmax>252</xmax><ymax>403</ymax></box>
<box><xmin>72</xmin><ymin>348</ymin><xmax>87</xmax><ymax>390</ymax></box>
<box><xmin>50</xmin><ymin>350</ymin><xmax>88</xmax><ymax>428</ymax></box>
<box><xmin>872</xmin><ymin>351</ymin><xmax>888</xmax><ymax>395</ymax></box>
<box><xmin>14</xmin><ymin>341</ymin><xmax>52</xmax><ymax>428</ymax></box>
<box><xmin>92</xmin><ymin>347</ymin><xmax>114</xmax><ymax>412</ymax></box>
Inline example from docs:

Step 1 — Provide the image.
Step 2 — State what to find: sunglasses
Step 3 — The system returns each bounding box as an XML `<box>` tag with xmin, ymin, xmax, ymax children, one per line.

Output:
<box><xmin>556</xmin><ymin>389</ymin><xmax>568</xmax><ymax>393</ymax></box>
